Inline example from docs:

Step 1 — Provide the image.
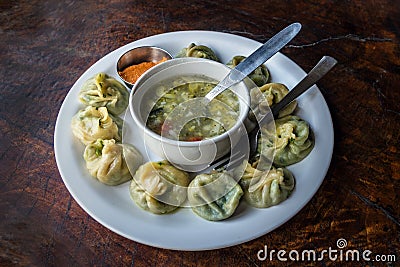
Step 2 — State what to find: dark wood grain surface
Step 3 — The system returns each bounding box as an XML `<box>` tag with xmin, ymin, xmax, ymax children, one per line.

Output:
<box><xmin>1</xmin><ymin>0</ymin><xmax>399</xmax><ymax>266</ymax></box>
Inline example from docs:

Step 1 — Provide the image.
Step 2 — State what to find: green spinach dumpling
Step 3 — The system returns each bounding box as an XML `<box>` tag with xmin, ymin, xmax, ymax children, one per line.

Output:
<box><xmin>258</xmin><ymin>115</ymin><xmax>314</xmax><ymax>166</ymax></box>
<box><xmin>83</xmin><ymin>139</ymin><xmax>143</xmax><ymax>186</ymax></box>
<box><xmin>250</xmin><ymin>83</ymin><xmax>297</xmax><ymax>119</ymax></box>
<box><xmin>227</xmin><ymin>55</ymin><xmax>269</xmax><ymax>86</ymax></box>
<box><xmin>239</xmin><ymin>163</ymin><xmax>294</xmax><ymax>208</ymax></box>
<box><xmin>79</xmin><ymin>73</ymin><xmax>129</xmax><ymax>115</ymax></box>
<box><xmin>188</xmin><ymin>172</ymin><xmax>243</xmax><ymax>221</ymax></box>
<box><xmin>71</xmin><ymin>106</ymin><xmax>123</xmax><ymax>145</ymax></box>
<box><xmin>175</xmin><ymin>43</ymin><xmax>219</xmax><ymax>62</ymax></box>
<box><xmin>129</xmin><ymin>161</ymin><xmax>190</xmax><ymax>214</ymax></box>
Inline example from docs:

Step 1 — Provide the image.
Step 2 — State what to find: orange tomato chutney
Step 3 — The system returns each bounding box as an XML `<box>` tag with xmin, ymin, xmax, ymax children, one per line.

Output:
<box><xmin>119</xmin><ymin>57</ymin><xmax>168</xmax><ymax>84</ymax></box>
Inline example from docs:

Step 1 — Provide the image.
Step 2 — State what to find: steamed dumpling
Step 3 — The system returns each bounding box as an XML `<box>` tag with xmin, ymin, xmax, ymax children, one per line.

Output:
<box><xmin>188</xmin><ymin>172</ymin><xmax>243</xmax><ymax>221</ymax></box>
<box><xmin>175</xmin><ymin>43</ymin><xmax>220</xmax><ymax>62</ymax></box>
<box><xmin>71</xmin><ymin>106</ymin><xmax>123</xmax><ymax>145</ymax></box>
<box><xmin>83</xmin><ymin>139</ymin><xmax>143</xmax><ymax>185</ymax></box>
<box><xmin>226</xmin><ymin>55</ymin><xmax>269</xmax><ymax>86</ymax></box>
<box><xmin>250</xmin><ymin>83</ymin><xmax>297</xmax><ymax>119</ymax></box>
<box><xmin>239</xmin><ymin>162</ymin><xmax>295</xmax><ymax>208</ymax></box>
<box><xmin>129</xmin><ymin>161</ymin><xmax>190</xmax><ymax>214</ymax></box>
<box><xmin>258</xmin><ymin>115</ymin><xmax>314</xmax><ymax>166</ymax></box>
<box><xmin>79</xmin><ymin>73</ymin><xmax>129</xmax><ymax>115</ymax></box>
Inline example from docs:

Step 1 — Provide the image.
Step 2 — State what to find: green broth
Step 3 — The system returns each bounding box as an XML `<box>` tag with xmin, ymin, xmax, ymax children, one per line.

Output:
<box><xmin>146</xmin><ymin>81</ymin><xmax>239</xmax><ymax>141</ymax></box>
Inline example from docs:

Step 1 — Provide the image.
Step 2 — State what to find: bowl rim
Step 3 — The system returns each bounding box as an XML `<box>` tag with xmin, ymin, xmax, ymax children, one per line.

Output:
<box><xmin>129</xmin><ymin>57</ymin><xmax>250</xmax><ymax>147</ymax></box>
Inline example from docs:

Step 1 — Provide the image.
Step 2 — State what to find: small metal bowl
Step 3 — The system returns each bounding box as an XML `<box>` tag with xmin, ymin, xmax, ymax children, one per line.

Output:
<box><xmin>117</xmin><ymin>46</ymin><xmax>172</xmax><ymax>88</ymax></box>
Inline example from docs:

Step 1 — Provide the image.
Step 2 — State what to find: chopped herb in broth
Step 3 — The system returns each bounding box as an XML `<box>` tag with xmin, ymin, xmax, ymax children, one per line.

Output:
<box><xmin>146</xmin><ymin>81</ymin><xmax>239</xmax><ymax>141</ymax></box>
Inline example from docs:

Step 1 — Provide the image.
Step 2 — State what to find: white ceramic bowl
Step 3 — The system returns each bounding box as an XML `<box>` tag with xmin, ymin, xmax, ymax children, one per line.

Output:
<box><xmin>129</xmin><ymin>57</ymin><xmax>250</xmax><ymax>171</ymax></box>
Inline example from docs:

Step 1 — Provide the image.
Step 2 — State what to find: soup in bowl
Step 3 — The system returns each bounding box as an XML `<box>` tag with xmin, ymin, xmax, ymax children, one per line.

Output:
<box><xmin>129</xmin><ymin>58</ymin><xmax>250</xmax><ymax>171</ymax></box>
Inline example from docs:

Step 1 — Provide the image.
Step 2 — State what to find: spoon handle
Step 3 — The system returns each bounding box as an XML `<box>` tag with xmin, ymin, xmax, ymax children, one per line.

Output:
<box><xmin>205</xmin><ymin>22</ymin><xmax>302</xmax><ymax>101</ymax></box>
<box><xmin>269</xmin><ymin>56</ymin><xmax>338</xmax><ymax>119</ymax></box>
<box><xmin>235</xmin><ymin>22</ymin><xmax>302</xmax><ymax>78</ymax></box>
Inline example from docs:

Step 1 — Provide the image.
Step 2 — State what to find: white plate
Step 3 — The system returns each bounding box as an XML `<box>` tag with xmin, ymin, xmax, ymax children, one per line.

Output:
<box><xmin>54</xmin><ymin>31</ymin><xmax>334</xmax><ymax>251</ymax></box>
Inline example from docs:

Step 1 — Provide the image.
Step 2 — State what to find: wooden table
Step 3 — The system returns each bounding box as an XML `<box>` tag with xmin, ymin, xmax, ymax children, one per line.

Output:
<box><xmin>1</xmin><ymin>0</ymin><xmax>399</xmax><ymax>265</ymax></box>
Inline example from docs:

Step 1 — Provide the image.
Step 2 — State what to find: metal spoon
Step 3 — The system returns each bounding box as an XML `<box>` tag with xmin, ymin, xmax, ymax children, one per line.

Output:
<box><xmin>211</xmin><ymin>55</ymin><xmax>338</xmax><ymax>172</ymax></box>
<box><xmin>204</xmin><ymin>22</ymin><xmax>302</xmax><ymax>101</ymax></box>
